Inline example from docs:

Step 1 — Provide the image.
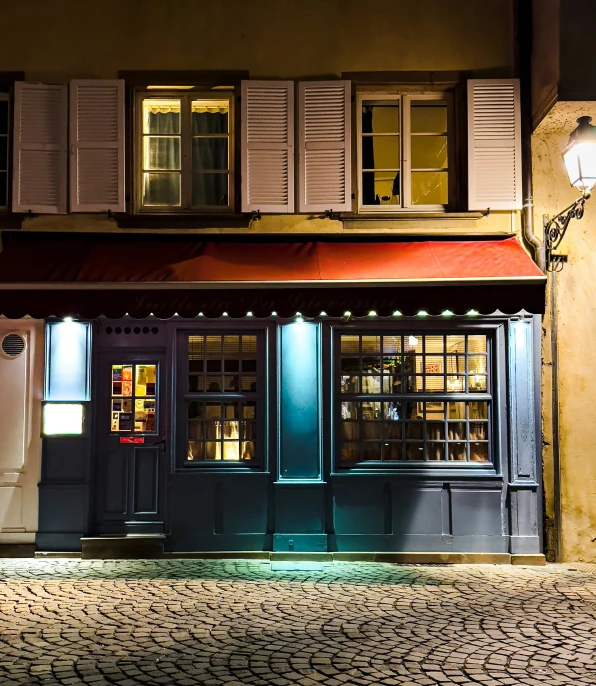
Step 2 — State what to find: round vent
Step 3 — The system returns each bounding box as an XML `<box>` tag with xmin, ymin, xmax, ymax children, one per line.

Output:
<box><xmin>1</xmin><ymin>333</ymin><xmax>26</xmax><ymax>359</ymax></box>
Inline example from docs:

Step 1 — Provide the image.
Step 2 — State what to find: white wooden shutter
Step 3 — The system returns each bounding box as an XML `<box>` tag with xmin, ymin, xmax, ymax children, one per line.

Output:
<box><xmin>70</xmin><ymin>79</ymin><xmax>125</xmax><ymax>212</ymax></box>
<box><xmin>468</xmin><ymin>79</ymin><xmax>522</xmax><ymax>211</ymax></box>
<box><xmin>12</xmin><ymin>83</ymin><xmax>67</xmax><ymax>214</ymax></box>
<box><xmin>241</xmin><ymin>80</ymin><xmax>294</xmax><ymax>213</ymax></box>
<box><xmin>298</xmin><ymin>80</ymin><xmax>351</xmax><ymax>213</ymax></box>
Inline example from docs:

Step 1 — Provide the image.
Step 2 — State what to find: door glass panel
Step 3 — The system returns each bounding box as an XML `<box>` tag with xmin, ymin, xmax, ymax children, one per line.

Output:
<box><xmin>111</xmin><ymin>363</ymin><xmax>158</xmax><ymax>433</ymax></box>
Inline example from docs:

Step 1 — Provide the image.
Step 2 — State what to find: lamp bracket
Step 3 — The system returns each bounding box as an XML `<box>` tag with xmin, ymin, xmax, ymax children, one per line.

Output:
<box><xmin>544</xmin><ymin>193</ymin><xmax>590</xmax><ymax>272</ymax></box>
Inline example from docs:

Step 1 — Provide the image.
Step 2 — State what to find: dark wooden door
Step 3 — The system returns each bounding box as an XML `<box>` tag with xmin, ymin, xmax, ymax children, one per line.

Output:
<box><xmin>95</xmin><ymin>353</ymin><xmax>166</xmax><ymax>535</ymax></box>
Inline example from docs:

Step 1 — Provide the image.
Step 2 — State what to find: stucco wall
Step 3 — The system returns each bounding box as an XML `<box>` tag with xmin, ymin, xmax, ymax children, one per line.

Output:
<box><xmin>0</xmin><ymin>0</ymin><xmax>514</xmax><ymax>80</ymax></box>
<box><xmin>533</xmin><ymin>101</ymin><xmax>596</xmax><ymax>561</ymax></box>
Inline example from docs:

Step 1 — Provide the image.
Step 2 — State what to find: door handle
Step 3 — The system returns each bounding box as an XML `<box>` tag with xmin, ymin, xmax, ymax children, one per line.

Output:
<box><xmin>151</xmin><ymin>438</ymin><xmax>167</xmax><ymax>452</ymax></box>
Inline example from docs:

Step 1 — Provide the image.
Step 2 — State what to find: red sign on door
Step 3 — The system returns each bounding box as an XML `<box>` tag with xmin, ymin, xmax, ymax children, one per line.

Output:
<box><xmin>119</xmin><ymin>436</ymin><xmax>145</xmax><ymax>444</ymax></box>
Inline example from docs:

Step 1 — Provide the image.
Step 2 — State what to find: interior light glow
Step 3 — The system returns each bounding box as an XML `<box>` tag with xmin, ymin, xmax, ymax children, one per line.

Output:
<box><xmin>43</xmin><ymin>403</ymin><xmax>84</xmax><ymax>436</ymax></box>
<box><xmin>408</xmin><ymin>335</ymin><xmax>419</xmax><ymax>347</ymax></box>
<box><xmin>442</xmin><ymin>310</ymin><xmax>454</xmax><ymax>317</ymax></box>
<box><xmin>368</xmin><ymin>310</ymin><xmax>377</xmax><ymax>317</ymax></box>
<box><xmin>467</xmin><ymin>309</ymin><xmax>479</xmax><ymax>316</ymax></box>
<box><xmin>392</xmin><ymin>310</ymin><xmax>402</xmax><ymax>317</ymax></box>
<box><xmin>63</xmin><ymin>316</ymin><xmax>73</xmax><ymax>324</ymax></box>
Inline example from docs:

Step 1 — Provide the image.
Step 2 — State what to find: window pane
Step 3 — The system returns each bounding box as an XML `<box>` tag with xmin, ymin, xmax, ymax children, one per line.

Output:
<box><xmin>470</xmin><ymin>443</ymin><xmax>489</xmax><ymax>462</ymax></box>
<box><xmin>405</xmin><ymin>443</ymin><xmax>424</xmax><ymax>461</ymax></box>
<box><xmin>341</xmin><ymin>335</ymin><xmax>360</xmax><ymax>354</ymax></box>
<box><xmin>468</xmin><ymin>335</ymin><xmax>487</xmax><ymax>353</ymax></box>
<box><xmin>362</xmin><ymin>104</ymin><xmax>399</xmax><ymax>134</ymax></box>
<box><xmin>191</xmin><ymin>100</ymin><xmax>229</xmax><ymax>134</ymax></box>
<box><xmin>383</xmin><ymin>336</ymin><xmax>401</xmax><ymax>354</ymax></box>
<box><xmin>469</xmin><ymin>402</ymin><xmax>488</xmax><ymax>419</ymax></box>
<box><xmin>135</xmin><ymin>365</ymin><xmax>156</xmax><ymax>397</ymax></box>
<box><xmin>0</xmin><ymin>101</ymin><xmax>7</xmax><ymax>134</ymax></box>
<box><xmin>410</xmin><ymin>104</ymin><xmax>447</xmax><ymax>134</ymax></box>
<box><xmin>0</xmin><ymin>171</ymin><xmax>6</xmax><ymax>207</ymax></box>
<box><xmin>411</xmin><ymin>171</ymin><xmax>448</xmax><ymax>205</ymax></box>
<box><xmin>135</xmin><ymin>399</ymin><xmax>156</xmax><ymax>433</ymax></box>
<box><xmin>143</xmin><ymin>172</ymin><xmax>181</xmax><ymax>206</ymax></box>
<box><xmin>143</xmin><ymin>137</ymin><xmax>180</xmax><ymax>170</ymax></box>
<box><xmin>362</xmin><ymin>171</ymin><xmax>400</xmax><ymax>206</ymax></box>
<box><xmin>143</xmin><ymin>100</ymin><xmax>181</xmax><ymax>134</ymax></box>
<box><xmin>362</xmin><ymin>135</ymin><xmax>400</xmax><ymax>170</ymax></box>
<box><xmin>192</xmin><ymin>138</ymin><xmax>228</xmax><ymax>171</ymax></box>
<box><xmin>446</xmin><ymin>335</ymin><xmax>465</xmax><ymax>353</ymax></box>
<box><xmin>411</xmin><ymin>136</ymin><xmax>448</xmax><ymax>170</ymax></box>
<box><xmin>448</xmin><ymin>443</ymin><xmax>467</xmax><ymax>461</ymax></box>
<box><xmin>192</xmin><ymin>173</ymin><xmax>229</xmax><ymax>206</ymax></box>
<box><xmin>0</xmin><ymin>137</ymin><xmax>7</xmax><ymax>171</ymax></box>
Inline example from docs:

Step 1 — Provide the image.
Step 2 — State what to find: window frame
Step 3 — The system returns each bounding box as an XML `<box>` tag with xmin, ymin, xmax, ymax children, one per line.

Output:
<box><xmin>175</xmin><ymin>327</ymin><xmax>267</xmax><ymax>469</ymax></box>
<box><xmin>0</xmin><ymin>92</ymin><xmax>9</xmax><ymax>212</ymax></box>
<box><xmin>355</xmin><ymin>88</ymin><xmax>455</xmax><ymax>213</ymax></box>
<box><xmin>134</xmin><ymin>88</ymin><xmax>235</xmax><ymax>214</ymax></box>
<box><xmin>332</xmin><ymin>322</ymin><xmax>504</xmax><ymax>473</ymax></box>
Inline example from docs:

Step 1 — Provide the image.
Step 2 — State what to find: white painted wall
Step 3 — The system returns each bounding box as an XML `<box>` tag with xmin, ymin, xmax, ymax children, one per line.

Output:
<box><xmin>0</xmin><ymin>318</ymin><xmax>43</xmax><ymax>544</ymax></box>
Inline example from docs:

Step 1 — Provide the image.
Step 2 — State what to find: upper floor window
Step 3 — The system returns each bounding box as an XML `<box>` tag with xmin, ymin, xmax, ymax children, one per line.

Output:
<box><xmin>356</xmin><ymin>92</ymin><xmax>451</xmax><ymax>212</ymax></box>
<box><xmin>137</xmin><ymin>90</ymin><xmax>234</xmax><ymax>212</ymax></box>
<box><xmin>0</xmin><ymin>94</ymin><xmax>8</xmax><ymax>210</ymax></box>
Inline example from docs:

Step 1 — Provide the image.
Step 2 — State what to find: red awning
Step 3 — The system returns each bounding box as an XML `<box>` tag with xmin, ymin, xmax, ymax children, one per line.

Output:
<box><xmin>0</xmin><ymin>234</ymin><xmax>546</xmax><ymax>318</ymax></box>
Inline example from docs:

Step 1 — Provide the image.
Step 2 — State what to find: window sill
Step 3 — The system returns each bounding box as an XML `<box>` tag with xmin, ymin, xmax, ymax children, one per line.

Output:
<box><xmin>331</xmin><ymin>465</ymin><xmax>501</xmax><ymax>480</ymax></box>
<box><xmin>116</xmin><ymin>213</ymin><xmax>251</xmax><ymax>230</ymax></box>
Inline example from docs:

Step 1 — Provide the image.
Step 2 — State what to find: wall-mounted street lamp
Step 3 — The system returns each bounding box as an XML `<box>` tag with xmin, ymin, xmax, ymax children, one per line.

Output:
<box><xmin>545</xmin><ymin>116</ymin><xmax>596</xmax><ymax>271</ymax></box>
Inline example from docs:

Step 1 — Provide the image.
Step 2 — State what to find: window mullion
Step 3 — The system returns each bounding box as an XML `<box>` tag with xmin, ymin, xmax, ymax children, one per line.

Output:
<box><xmin>402</xmin><ymin>94</ymin><xmax>411</xmax><ymax>208</ymax></box>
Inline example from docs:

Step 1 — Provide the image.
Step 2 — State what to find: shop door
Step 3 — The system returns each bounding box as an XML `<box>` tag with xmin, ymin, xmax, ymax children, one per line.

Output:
<box><xmin>95</xmin><ymin>354</ymin><xmax>166</xmax><ymax>535</ymax></box>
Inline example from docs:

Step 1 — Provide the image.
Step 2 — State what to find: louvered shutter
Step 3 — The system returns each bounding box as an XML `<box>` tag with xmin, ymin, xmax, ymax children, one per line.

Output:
<box><xmin>468</xmin><ymin>79</ymin><xmax>522</xmax><ymax>211</ymax></box>
<box><xmin>298</xmin><ymin>80</ymin><xmax>351</xmax><ymax>213</ymax></box>
<box><xmin>241</xmin><ymin>80</ymin><xmax>294</xmax><ymax>213</ymax></box>
<box><xmin>70</xmin><ymin>80</ymin><xmax>125</xmax><ymax>212</ymax></box>
<box><xmin>12</xmin><ymin>83</ymin><xmax>67</xmax><ymax>214</ymax></box>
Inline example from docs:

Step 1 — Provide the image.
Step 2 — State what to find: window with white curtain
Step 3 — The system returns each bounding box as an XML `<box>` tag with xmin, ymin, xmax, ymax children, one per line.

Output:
<box><xmin>136</xmin><ymin>90</ymin><xmax>233</xmax><ymax>212</ymax></box>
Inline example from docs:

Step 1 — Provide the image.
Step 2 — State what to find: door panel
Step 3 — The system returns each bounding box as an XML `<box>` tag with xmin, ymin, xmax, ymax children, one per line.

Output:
<box><xmin>133</xmin><ymin>447</ymin><xmax>160</xmax><ymax>515</ymax></box>
<box><xmin>104</xmin><ymin>450</ymin><xmax>128</xmax><ymax>516</ymax></box>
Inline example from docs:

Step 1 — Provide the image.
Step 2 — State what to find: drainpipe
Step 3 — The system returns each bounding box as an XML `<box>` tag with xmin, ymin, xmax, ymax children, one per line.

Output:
<box><xmin>518</xmin><ymin>0</ymin><xmax>546</xmax><ymax>272</ymax></box>
<box><xmin>517</xmin><ymin>0</ymin><xmax>560</xmax><ymax>560</ymax></box>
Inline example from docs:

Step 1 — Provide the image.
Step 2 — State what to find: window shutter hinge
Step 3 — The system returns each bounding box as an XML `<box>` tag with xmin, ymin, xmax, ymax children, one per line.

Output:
<box><xmin>351</xmin><ymin>193</ymin><xmax>355</xmax><ymax>200</ymax></box>
<box><xmin>351</xmin><ymin>95</ymin><xmax>355</xmax><ymax>103</ymax></box>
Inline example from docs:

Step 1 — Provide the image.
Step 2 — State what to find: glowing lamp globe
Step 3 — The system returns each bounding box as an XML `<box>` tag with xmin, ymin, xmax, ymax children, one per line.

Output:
<box><xmin>563</xmin><ymin>116</ymin><xmax>596</xmax><ymax>194</ymax></box>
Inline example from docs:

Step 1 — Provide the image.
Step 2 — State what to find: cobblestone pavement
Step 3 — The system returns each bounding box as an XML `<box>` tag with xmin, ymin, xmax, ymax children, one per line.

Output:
<box><xmin>0</xmin><ymin>560</ymin><xmax>595</xmax><ymax>686</ymax></box>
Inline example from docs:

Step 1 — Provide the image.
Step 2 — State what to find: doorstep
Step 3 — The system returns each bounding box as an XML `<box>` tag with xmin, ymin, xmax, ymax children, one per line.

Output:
<box><xmin>80</xmin><ymin>535</ymin><xmax>166</xmax><ymax>560</ymax></box>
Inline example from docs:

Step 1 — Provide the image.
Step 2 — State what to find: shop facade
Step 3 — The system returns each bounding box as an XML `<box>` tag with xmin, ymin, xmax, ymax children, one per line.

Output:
<box><xmin>0</xmin><ymin>234</ymin><xmax>545</xmax><ymax>559</ymax></box>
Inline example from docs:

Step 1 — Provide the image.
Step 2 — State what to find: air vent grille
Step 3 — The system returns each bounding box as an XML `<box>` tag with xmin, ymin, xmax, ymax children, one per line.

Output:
<box><xmin>1</xmin><ymin>333</ymin><xmax>26</xmax><ymax>358</ymax></box>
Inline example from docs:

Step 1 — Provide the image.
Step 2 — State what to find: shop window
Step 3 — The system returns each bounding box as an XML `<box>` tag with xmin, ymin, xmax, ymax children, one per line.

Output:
<box><xmin>110</xmin><ymin>363</ymin><xmax>157</xmax><ymax>433</ymax></box>
<box><xmin>185</xmin><ymin>334</ymin><xmax>259</xmax><ymax>463</ymax></box>
<box><xmin>357</xmin><ymin>91</ymin><xmax>451</xmax><ymax>211</ymax></box>
<box><xmin>136</xmin><ymin>90</ymin><xmax>233</xmax><ymax>212</ymax></box>
<box><xmin>338</xmin><ymin>332</ymin><xmax>491</xmax><ymax>464</ymax></box>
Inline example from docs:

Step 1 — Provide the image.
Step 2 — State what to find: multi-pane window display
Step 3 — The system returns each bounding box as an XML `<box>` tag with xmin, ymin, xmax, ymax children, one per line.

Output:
<box><xmin>110</xmin><ymin>364</ymin><xmax>157</xmax><ymax>433</ymax></box>
<box><xmin>186</xmin><ymin>334</ymin><xmax>258</xmax><ymax>462</ymax></box>
<box><xmin>339</xmin><ymin>333</ymin><xmax>490</xmax><ymax>463</ymax></box>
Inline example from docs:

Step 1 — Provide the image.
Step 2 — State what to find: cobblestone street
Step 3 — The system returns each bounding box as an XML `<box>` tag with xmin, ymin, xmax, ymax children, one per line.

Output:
<box><xmin>0</xmin><ymin>560</ymin><xmax>595</xmax><ymax>685</ymax></box>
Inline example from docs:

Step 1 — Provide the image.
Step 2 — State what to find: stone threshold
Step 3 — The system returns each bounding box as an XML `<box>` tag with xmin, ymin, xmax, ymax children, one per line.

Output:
<box><xmin>23</xmin><ymin>547</ymin><xmax>548</xmax><ymax>566</ymax></box>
